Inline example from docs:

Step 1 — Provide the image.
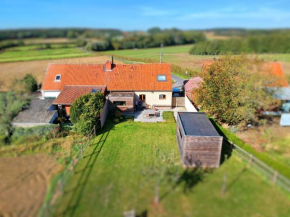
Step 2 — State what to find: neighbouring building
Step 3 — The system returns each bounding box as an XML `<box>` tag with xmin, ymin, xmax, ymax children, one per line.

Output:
<box><xmin>41</xmin><ymin>60</ymin><xmax>172</xmax><ymax>115</ymax></box>
<box><xmin>176</xmin><ymin>112</ymin><xmax>223</xmax><ymax>168</ymax></box>
<box><xmin>184</xmin><ymin>76</ymin><xmax>203</xmax><ymax>101</ymax></box>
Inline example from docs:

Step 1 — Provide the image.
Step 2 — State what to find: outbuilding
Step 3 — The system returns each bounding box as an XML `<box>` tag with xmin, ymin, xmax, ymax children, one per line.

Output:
<box><xmin>176</xmin><ymin>112</ymin><xmax>223</xmax><ymax>168</ymax></box>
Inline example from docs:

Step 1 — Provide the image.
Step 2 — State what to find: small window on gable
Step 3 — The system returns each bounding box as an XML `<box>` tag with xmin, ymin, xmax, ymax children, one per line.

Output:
<box><xmin>55</xmin><ymin>74</ymin><xmax>61</xmax><ymax>82</ymax></box>
<box><xmin>159</xmin><ymin>94</ymin><xmax>166</xmax><ymax>100</ymax></box>
<box><xmin>157</xmin><ymin>75</ymin><xmax>167</xmax><ymax>81</ymax></box>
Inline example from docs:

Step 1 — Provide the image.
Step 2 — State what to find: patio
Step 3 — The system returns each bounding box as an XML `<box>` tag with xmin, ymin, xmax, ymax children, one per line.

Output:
<box><xmin>133</xmin><ymin>107</ymin><xmax>187</xmax><ymax>122</ymax></box>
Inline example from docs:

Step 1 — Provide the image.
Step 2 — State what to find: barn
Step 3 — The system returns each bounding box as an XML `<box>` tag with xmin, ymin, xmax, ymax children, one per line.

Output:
<box><xmin>176</xmin><ymin>112</ymin><xmax>223</xmax><ymax>168</ymax></box>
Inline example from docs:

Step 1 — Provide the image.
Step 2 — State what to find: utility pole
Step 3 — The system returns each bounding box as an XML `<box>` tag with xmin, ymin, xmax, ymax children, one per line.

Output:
<box><xmin>159</xmin><ymin>43</ymin><xmax>163</xmax><ymax>63</ymax></box>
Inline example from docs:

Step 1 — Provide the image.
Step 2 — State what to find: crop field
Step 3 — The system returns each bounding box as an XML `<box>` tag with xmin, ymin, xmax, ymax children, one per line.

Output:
<box><xmin>0</xmin><ymin>47</ymin><xmax>91</xmax><ymax>63</ymax></box>
<box><xmin>54</xmin><ymin>119</ymin><xmax>290</xmax><ymax>217</ymax></box>
<box><xmin>0</xmin><ymin>55</ymin><xmax>122</xmax><ymax>91</ymax></box>
<box><xmin>102</xmin><ymin>46</ymin><xmax>290</xmax><ymax>76</ymax></box>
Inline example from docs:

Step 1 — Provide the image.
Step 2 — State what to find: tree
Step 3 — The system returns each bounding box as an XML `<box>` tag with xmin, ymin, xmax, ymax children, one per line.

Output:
<box><xmin>21</xmin><ymin>74</ymin><xmax>38</xmax><ymax>93</ymax></box>
<box><xmin>70</xmin><ymin>92</ymin><xmax>104</xmax><ymax>135</ymax></box>
<box><xmin>195</xmin><ymin>55</ymin><xmax>277</xmax><ymax>125</ymax></box>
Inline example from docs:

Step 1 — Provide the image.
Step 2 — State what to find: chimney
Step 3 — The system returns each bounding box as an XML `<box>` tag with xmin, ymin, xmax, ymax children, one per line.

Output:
<box><xmin>105</xmin><ymin>60</ymin><xmax>112</xmax><ymax>71</ymax></box>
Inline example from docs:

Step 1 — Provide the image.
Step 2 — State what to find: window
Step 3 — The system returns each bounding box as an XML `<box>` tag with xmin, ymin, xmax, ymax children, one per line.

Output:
<box><xmin>113</xmin><ymin>101</ymin><xmax>126</xmax><ymax>106</ymax></box>
<box><xmin>139</xmin><ymin>94</ymin><xmax>146</xmax><ymax>101</ymax></box>
<box><xmin>157</xmin><ymin>75</ymin><xmax>167</xmax><ymax>81</ymax></box>
<box><xmin>159</xmin><ymin>94</ymin><xmax>166</xmax><ymax>100</ymax></box>
<box><xmin>55</xmin><ymin>74</ymin><xmax>61</xmax><ymax>82</ymax></box>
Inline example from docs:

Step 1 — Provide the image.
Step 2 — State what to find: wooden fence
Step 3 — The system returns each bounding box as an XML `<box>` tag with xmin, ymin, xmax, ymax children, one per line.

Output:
<box><xmin>172</xmin><ymin>97</ymin><xmax>185</xmax><ymax>107</ymax></box>
<box><xmin>225</xmin><ymin>140</ymin><xmax>290</xmax><ymax>193</ymax></box>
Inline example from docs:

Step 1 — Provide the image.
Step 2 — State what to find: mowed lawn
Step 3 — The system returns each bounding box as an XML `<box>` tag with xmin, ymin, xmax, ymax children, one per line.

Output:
<box><xmin>54</xmin><ymin>120</ymin><xmax>290</xmax><ymax>217</ymax></box>
<box><xmin>0</xmin><ymin>48</ymin><xmax>91</xmax><ymax>63</ymax></box>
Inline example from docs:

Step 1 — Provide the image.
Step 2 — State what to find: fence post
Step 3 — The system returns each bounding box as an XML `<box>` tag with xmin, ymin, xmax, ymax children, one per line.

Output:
<box><xmin>248</xmin><ymin>154</ymin><xmax>253</xmax><ymax>167</ymax></box>
<box><xmin>273</xmin><ymin>171</ymin><xmax>278</xmax><ymax>185</ymax></box>
<box><xmin>81</xmin><ymin>146</ymin><xmax>83</xmax><ymax>159</ymax></box>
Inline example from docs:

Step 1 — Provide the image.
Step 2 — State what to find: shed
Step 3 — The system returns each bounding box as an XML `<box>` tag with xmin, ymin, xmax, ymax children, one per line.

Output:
<box><xmin>176</xmin><ymin>112</ymin><xmax>223</xmax><ymax>168</ymax></box>
<box><xmin>108</xmin><ymin>92</ymin><xmax>134</xmax><ymax>113</ymax></box>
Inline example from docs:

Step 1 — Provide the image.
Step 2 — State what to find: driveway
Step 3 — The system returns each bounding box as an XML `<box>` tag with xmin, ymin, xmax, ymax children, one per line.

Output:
<box><xmin>172</xmin><ymin>74</ymin><xmax>184</xmax><ymax>91</ymax></box>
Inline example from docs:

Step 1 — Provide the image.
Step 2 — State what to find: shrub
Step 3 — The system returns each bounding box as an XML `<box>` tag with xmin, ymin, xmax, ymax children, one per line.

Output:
<box><xmin>70</xmin><ymin>92</ymin><xmax>104</xmax><ymax>135</ymax></box>
<box><xmin>113</xmin><ymin>118</ymin><xmax>120</xmax><ymax>123</ymax></box>
<box><xmin>21</xmin><ymin>74</ymin><xmax>38</xmax><ymax>93</ymax></box>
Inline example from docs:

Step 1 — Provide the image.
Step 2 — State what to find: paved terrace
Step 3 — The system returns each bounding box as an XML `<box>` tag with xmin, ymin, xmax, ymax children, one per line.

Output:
<box><xmin>133</xmin><ymin>107</ymin><xmax>187</xmax><ymax>123</ymax></box>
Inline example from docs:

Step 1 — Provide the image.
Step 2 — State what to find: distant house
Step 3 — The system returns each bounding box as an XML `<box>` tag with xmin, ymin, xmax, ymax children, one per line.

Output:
<box><xmin>41</xmin><ymin>60</ymin><xmax>173</xmax><ymax>115</ymax></box>
<box><xmin>184</xmin><ymin>76</ymin><xmax>203</xmax><ymax>101</ymax></box>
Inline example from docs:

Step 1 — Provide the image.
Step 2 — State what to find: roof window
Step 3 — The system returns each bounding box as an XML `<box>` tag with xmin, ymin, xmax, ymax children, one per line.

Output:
<box><xmin>55</xmin><ymin>74</ymin><xmax>61</xmax><ymax>82</ymax></box>
<box><xmin>157</xmin><ymin>75</ymin><xmax>167</xmax><ymax>81</ymax></box>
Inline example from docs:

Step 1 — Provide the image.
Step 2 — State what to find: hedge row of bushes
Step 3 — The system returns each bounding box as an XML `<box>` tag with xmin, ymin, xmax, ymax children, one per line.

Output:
<box><xmin>211</xmin><ymin>118</ymin><xmax>290</xmax><ymax>179</ymax></box>
<box><xmin>190</xmin><ymin>33</ymin><xmax>290</xmax><ymax>55</ymax></box>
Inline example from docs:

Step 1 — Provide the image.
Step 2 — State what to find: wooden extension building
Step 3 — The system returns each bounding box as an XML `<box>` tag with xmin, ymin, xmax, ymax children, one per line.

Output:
<box><xmin>176</xmin><ymin>112</ymin><xmax>223</xmax><ymax>168</ymax></box>
<box><xmin>108</xmin><ymin>92</ymin><xmax>134</xmax><ymax>113</ymax></box>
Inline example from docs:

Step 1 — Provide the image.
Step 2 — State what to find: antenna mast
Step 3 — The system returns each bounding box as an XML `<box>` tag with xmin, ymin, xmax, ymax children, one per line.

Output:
<box><xmin>159</xmin><ymin>43</ymin><xmax>163</xmax><ymax>63</ymax></box>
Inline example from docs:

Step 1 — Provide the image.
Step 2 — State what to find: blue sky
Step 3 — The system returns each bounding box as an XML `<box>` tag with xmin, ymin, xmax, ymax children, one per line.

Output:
<box><xmin>0</xmin><ymin>0</ymin><xmax>289</xmax><ymax>30</ymax></box>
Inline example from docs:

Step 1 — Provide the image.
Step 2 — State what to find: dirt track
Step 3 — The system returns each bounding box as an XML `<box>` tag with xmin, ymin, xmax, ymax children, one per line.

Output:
<box><xmin>0</xmin><ymin>155</ymin><xmax>61</xmax><ymax>217</ymax></box>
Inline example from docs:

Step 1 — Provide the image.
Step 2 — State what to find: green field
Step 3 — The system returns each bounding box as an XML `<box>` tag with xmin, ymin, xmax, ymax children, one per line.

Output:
<box><xmin>54</xmin><ymin>119</ymin><xmax>290</xmax><ymax>217</ymax></box>
<box><xmin>0</xmin><ymin>47</ymin><xmax>91</xmax><ymax>63</ymax></box>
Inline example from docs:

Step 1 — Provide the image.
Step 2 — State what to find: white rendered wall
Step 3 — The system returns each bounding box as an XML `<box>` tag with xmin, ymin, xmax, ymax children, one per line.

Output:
<box><xmin>42</xmin><ymin>91</ymin><xmax>61</xmax><ymax>98</ymax></box>
<box><xmin>185</xmin><ymin>96</ymin><xmax>198</xmax><ymax>112</ymax></box>
<box><xmin>134</xmin><ymin>91</ymin><xmax>172</xmax><ymax>107</ymax></box>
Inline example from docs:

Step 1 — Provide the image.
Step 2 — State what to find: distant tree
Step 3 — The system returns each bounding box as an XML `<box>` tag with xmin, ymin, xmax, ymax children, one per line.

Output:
<box><xmin>67</xmin><ymin>30</ymin><xmax>78</xmax><ymax>39</ymax></box>
<box><xmin>70</xmin><ymin>92</ymin><xmax>104</xmax><ymax>135</ymax></box>
<box><xmin>196</xmin><ymin>55</ymin><xmax>277</xmax><ymax>125</ymax></box>
<box><xmin>147</xmin><ymin>27</ymin><xmax>162</xmax><ymax>35</ymax></box>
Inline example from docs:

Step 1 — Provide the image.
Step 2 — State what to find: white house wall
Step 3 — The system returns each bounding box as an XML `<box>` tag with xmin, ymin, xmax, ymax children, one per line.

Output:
<box><xmin>42</xmin><ymin>91</ymin><xmax>61</xmax><ymax>98</ymax></box>
<box><xmin>134</xmin><ymin>91</ymin><xmax>172</xmax><ymax>107</ymax></box>
<box><xmin>185</xmin><ymin>96</ymin><xmax>198</xmax><ymax>112</ymax></box>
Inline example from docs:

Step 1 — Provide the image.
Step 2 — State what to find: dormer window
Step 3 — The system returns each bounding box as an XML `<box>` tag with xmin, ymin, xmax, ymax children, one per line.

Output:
<box><xmin>157</xmin><ymin>75</ymin><xmax>167</xmax><ymax>81</ymax></box>
<box><xmin>55</xmin><ymin>74</ymin><xmax>61</xmax><ymax>82</ymax></box>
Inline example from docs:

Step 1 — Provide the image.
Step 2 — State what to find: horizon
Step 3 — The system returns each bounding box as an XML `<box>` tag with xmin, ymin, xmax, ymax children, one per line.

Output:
<box><xmin>1</xmin><ymin>0</ymin><xmax>289</xmax><ymax>30</ymax></box>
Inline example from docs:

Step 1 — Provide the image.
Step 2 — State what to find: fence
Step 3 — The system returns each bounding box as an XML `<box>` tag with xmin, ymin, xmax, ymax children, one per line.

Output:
<box><xmin>225</xmin><ymin>140</ymin><xmax>290</xmax><ymax>193</ymax></box>
<box><xmin>39</xmin><ymin>125</ymin><xmax>97</xmax><ymax>217</ymax></box>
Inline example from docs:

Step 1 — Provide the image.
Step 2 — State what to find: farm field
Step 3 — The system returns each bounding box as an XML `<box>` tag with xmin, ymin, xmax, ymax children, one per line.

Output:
<box><xmin>0</xmin><ymin>56</ymin><xmax>122</xmax><ymax>91</ymax></box>
<box><xmin>102</xmin><ymin>46</ymin><xmax>290</xmax><ymax>76</ymax></box>
<box><xmin>0</xmin><ymin>47</ymin><xmax>91</xmax><ymax>63</ymax></box>
<box><xmin>54</xmin><ymin>119</ymin><xmax>290</xmax><ymax>217</ymax></box>
<box><xmin>102</xmin><ymin>45</ymin><xmax>218</xmax><ymax>72</ymax></box>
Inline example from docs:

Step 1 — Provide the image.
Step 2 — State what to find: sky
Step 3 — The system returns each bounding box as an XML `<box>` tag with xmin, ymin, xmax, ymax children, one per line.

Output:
<box><xmin>0</xmin><ymin>0</ymin><xmax>290</xmax><ymax>30</ymax></box>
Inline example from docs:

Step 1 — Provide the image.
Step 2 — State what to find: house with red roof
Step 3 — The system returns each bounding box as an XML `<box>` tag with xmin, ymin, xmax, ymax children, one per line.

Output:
<box><xmin>41</xmin><ymin>60</ymin><xmax>172</xmax><ymax>115</ymax></box>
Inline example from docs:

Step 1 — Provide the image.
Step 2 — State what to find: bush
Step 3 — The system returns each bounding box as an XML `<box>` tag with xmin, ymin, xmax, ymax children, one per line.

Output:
<box><xmin>21</xmin><ymin>74</ymin><xmax>38</xmax><ymax>93</ymax></box>
<box><xmin>113</xmin><ymin>118</ymin><xmax>120</xmax><ymax>123</ymax></box>
<box><xmin>70</xmin><ymin>92</ymin><xmax>104</xmax><ymax>135</ymax></box>
<box><xmin>11</xmin><ymin>125</ymin><xmax>60</xmax><ymax>142</ymax></box>
<box><xmin>0</xmin><ymin>135</ymin><xmax>8</xmax><ymax>146</ymax></box>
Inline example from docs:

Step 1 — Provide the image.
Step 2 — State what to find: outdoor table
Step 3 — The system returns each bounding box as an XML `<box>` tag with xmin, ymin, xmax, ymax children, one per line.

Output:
<box><xmin>143</xmin><ymin>110</ymin><xmax>160</xmax><ymax>118</ymax></box>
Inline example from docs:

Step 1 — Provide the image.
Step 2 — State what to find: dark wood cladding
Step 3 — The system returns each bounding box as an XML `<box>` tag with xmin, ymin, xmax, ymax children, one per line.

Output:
<box><xmin>176</xmin><ymin>112</ymin><xmax>223</xmax><ymax>168</ymax></box>
<box><xmin>108</xmin><ymin>92</ymin><xmax>134</xmax><ymax>113</ymax></box>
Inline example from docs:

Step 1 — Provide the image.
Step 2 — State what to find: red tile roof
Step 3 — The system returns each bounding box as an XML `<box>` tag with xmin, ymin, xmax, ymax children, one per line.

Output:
<box><xmin>202</xmin><ymin>61</ymin><xmax>289</xmax><ymax>88</ymax></box>
<box><xmin>42</xmin><ymin>63</ymin><xmax>172</xmax><ymax>92</ymax></box>
<box><xmin>53</xmin><ymin>85</ymin><xmax>106</xmax><ymax>105</ymax></box>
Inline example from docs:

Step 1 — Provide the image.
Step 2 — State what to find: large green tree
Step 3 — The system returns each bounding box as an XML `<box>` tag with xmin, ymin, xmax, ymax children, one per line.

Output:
<box><xmin>70</xmin><ymin>92</ymin><xmax>104</xmax><ymax>135</ymax></box>
<box><xmin>196</xmin><ymin>55</ymin><xmax>277</xmax><ymax>125</ymax></box>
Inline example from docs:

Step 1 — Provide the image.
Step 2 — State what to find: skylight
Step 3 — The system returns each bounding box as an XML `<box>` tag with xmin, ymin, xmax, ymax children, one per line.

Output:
<box><xmin>55</xmin><ymin>74</ymin><xmax>61</xmax><ymax>82</ymax></box>
<box><xmin>157</xmin><ymin>75</ymin><xmax>167</xmax><ymax>81</ymax></box>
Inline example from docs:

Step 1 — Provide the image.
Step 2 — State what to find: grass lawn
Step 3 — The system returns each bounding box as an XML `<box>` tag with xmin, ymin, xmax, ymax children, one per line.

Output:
<box><xmin>54</xmin><ymin>119</ymin><xmax>290</xmax><ymax>217</ymax></box>
<box><xmin>0</xmin><ymin>48</ymin><xmax>91</xmax><ymax>63</ymax></box>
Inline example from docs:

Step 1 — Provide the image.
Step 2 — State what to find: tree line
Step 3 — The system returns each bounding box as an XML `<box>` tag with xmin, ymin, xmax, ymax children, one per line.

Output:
<box><xmin>190</xmin><ymin>32</ymin><xmax>290</xmax><ymax>55</ymax></box>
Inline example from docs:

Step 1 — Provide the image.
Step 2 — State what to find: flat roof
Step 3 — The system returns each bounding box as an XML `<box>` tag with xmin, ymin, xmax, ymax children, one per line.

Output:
<box><xmin>178</xmin><ymin>112</ymin><xmax>220</xmax><ymax>137</ymax></box>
